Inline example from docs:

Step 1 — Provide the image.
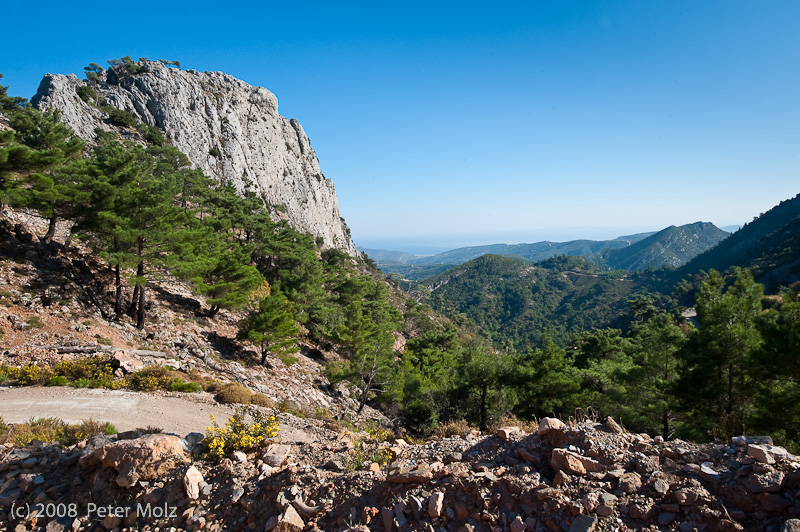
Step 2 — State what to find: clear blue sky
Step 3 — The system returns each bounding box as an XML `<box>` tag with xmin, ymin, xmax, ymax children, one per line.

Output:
<box><xmin>2</xmin><ymin>1</ymin><xmax>798</xmax><ymax>252</ymax></box>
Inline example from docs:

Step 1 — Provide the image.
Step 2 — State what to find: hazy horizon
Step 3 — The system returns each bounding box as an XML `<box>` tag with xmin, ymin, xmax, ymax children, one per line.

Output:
<box><xmin>355</xmin><ymin>221</ymin><xmax>744</xmax><ymax>255</ymax></box>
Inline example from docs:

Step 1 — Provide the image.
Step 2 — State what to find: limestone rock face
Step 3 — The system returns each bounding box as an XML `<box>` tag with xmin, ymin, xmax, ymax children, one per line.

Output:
<box><xmin>32</xmin><ymin>60</ymin><xmax>357</xmax><ymax>254</ymax></box>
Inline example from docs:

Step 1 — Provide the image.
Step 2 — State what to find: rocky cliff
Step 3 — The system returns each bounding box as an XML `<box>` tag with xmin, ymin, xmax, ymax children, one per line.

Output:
<box><xmin>32</xmin><ymin>59</ymin><xmax>357</xmax><ymax>255</ymax></box>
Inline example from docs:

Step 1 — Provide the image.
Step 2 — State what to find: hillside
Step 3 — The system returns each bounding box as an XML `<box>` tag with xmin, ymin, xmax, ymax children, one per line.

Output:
<box><xmin>674</xmin><ymin>193</ymin><xmax>800</xmax><ymax>291</ymax></box>
<box><xmin>590</xmin><ymin>222</ymin><xmax>730</xmax><ymax>271</ymax></box>
<box><xmin>422</xmin><ymin>254</ymin><xmax>645</xmax><ymax>348</ymax></box>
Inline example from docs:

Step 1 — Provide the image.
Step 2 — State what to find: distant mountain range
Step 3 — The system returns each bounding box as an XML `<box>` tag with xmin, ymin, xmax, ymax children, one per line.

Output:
<box><xmin>673</xmin><ymin>193</ymin><xmax>800</xmax><ymax>291</ymax></box>
<box><xmin>365</xmin><ymin>221</ymin><xmax>730</xmax><ymax>281</ymax></box>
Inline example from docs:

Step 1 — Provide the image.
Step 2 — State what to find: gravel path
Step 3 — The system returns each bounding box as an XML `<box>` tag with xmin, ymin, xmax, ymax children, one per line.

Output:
<box><xmin>0</xmin><ymin>386</ymin><xmax>315</xmax><ymax>442</ymax></box>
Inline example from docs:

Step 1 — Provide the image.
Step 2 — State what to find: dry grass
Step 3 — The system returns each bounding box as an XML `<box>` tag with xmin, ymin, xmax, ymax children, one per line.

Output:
<box><xmin>433</xmin><ymin>419</ymin><xmax>477</xmax><ymax>439</ymax></box>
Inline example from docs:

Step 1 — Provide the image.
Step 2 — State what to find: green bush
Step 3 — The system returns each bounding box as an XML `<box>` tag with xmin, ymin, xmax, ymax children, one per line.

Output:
<box><xmin>169</xmin><ymin>378</ymin><xmax>203</xmax><ymax>393</ymax></box>
<box><xmin>97</xmin><ymin>337</ymin><xmax>113</xmax><ymax>346</ymax></box>
<box><xmin>46</xmin><ymin>376</ymin><xmax>69</xmax><ymax>387</ymax></box>
<box><xmin>3</xmin><ymin>417</ymin><xmax>116</xmax><ymax>447</ymax></box>
<box><xmin>27</xmin><ymin>316</ymin><xmax>44</xmax><ymax>328</ymax></box>
<box><xmin>208</xmin><ymin>147</ymin><xmax>220</xmax><ymax>158</ymax></box>
<box><xmin>107</xmin><ymin>109</ymin><xmax>137</xmax><ymax>127</ymax></box>
<box><xmin>76</xmin><ymin>86</ymin><xmax>96</xmax><ymax>103</ymax></box>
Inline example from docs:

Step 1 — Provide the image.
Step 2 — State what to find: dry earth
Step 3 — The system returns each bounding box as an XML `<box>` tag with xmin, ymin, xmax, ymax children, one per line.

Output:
<box><xmin>0</xmin><ymin>386</ymin><xmax>316</xmax><ymax>443</ymax></box>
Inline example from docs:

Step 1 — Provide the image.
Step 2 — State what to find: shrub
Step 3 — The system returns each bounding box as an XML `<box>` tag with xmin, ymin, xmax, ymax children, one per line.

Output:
<box><xmin>343</xmin><ymin>440</ymin><xmax>394</xmax><ymax>472</ymax></box>
<box><xmin>204</xmin><ymin>404</ymin><xmax>279</xmax><ymax>458</ymax></box>
<box><xmin>97</xmin><ymin>337</ymin><xmax>113</xmax><ymax>346</ymax></box>
<box><xmin>57</xmin><ymin>419</ymin><xmax>116</xmax><ymax>446</ymax></box>
<box><xmin>135</xmin><ymin>426</ymin><xmax>163</xmax><ymax>434</ymax></box>
<box><xmin>215</xmin><ymin>383</ymin><xmax>252</xmax><ymax>404</ymax></box>
<box><xmin>13</xmin><ymin>364</ymin><xmax>52</xmax><ymax>385</ymax></box>
<box><xmin>27</xmin><ymin>316</ymin><xmax>44</xmax><ymax>328</ymax></box>
<box><xmin>433</xmin><ymin>419</ymin><xmax>476</xmax><ymax>439</ymax></box>
<box><xmin>46</xmin><ymin>376</ymin><xmax>69</xmax><ymax>387</ymax></box>
<box><xmin>208</xmin><ymin>147</ymin><xmax>220</xmax><ymax>158</ymax></box>
<box><xmin>0</xmin><ymin>417</ymin><xmax>7</xmax><ymax>440</ymax></box>
<box><xmin>251</xmin><ymin>394</ymin><xmax>275</xmax><ymax>408</ymax></box>
<box><xmin>169</xmin><ymin>379</ymin><xmax>203</xmax><ymax>393</ymax></box>
<box><xmin>76</xmin><ymin>86</ymin><xmax>96</xmax><ymax>103</ymax></box>
<box><xmin>107</xmin><ymin>109</ymin><xmax>137</xmax><ymax>127</ymax></box>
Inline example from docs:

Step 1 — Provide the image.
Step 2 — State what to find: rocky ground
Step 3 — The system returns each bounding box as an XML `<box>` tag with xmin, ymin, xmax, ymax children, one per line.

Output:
<box><xmin>1</xmin><ymin>417</ymin><xmax>799</xmax><ymax>532</ymax></box>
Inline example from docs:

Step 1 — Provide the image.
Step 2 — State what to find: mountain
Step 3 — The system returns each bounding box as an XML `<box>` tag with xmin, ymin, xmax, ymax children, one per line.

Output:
<box><xmin>589</xmin><ymin>222</ymin><xmax>730</xmax><ymax>271</ymax></box>
<box><xmin>674</xmin><ymin>193</ymin><xmax>800</xmax><ymax>291</ymax></box>
<box><xmin>360</xmin><ymin>248</ymin><xmax>421</xmax><ymax>264</ymax></box>
<box><xmin>31</xmin><ymin>59</ymin><xmax>357</xmax><ymax>254</ymax></box>
<box><xmin>421</xmin><ymin>254</ymin><xmax>645</xmax><ymax>348</ymax></box>
<box><xmin>377</xmin><ymin>224</ymin><xmax>726</xmax><ymax>281</ymax></box>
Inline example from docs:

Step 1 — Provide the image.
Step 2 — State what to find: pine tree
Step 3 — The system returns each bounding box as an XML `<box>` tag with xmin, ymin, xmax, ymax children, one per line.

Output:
<box><xmin>238</xmin><ymin>288</ymin><xmax>300</xmax><ymax>366</ymax></box>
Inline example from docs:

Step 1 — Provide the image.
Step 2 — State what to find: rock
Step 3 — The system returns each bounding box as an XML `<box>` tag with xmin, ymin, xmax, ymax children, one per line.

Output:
<box><xmin>747</xmin><ymin>443</ymin><xmax>789</xmax><ymax>464</ymax></box>
<box><xmin>628</xmin><ymin>499</ymin><xmax>654</xmax><ymax>520</ymax></box>
<box><xmin>325</xmin><ymin>459</ymin><xmax>345</xmax><ymax>472</ymax></box>
<box><xmin>101</xmin><ymin>515</ymin><xmax>121</xmax><ymax>530</ymax></box>
<box><xmin>652</xmin><ymin>478</ymin><xmax>670</xmax><ymax>495</ymax></box>
<box><xmin>387</xmin><ymin>463</ymin><xmax>433</xmax><ymax>483</ymax></box>
<box><xmin>443</xmin><ymin>452</ymin><xmax>462</xmax><ymax>464</ymax></box>
<box><xmin>428</xmin><ymin>492</ymin><xmax>444</xmax><ymax>518</ymax></box>
<box><xmin>537</xmin><ymin>417</ymin><xmax>566</xmax><ymax>435</ymax></box>
<box><xmin>568</xmin><ymin>515</ymin><xmax>597</xmax><ymax>532</ymax></box>
<box><xmin>94</xmin><ymin>434</ymin><xmax>190</xmax><ymax>487</ymax></box>
<box><xmin>745</xmin><ymin>470</ymin><xmax>784</xmax><ymax>493</ymax></box>
<box><xmin>263</xmin><ymin>444</ymin><xmax>291</xmax><ymax>467</ymax></box>
<box><xmin>497</xmin><ymin>426</ymin><xmax>520</xmax><ymax>440</ymax></box>
<box><xmin>551</xmin><ymin>448</ymin><xmax>604</xmax><ymax>475</ymax></box>
<box><xmin>231</xmin><ymin>450</ymin><xmax>247</xmax><ymax>463</ymax></box>
<box><xmin>758</xmin><ymin>493</ymin><xmax>792</xmax><ymax>512</ymax></box>
<box><xmin>275</xmin><ymin>505</ymin><xmax>305</xmax><ymax>532</ymax></box>
<box><xmin>33</xmin><ymin>61</ymin><xmax>357</xmax><ymax>254</ymax></box>
<box><xmin>618</xmin><ymin>472</ymin><xmax>642</xmax><ymax>494</ymax></box>
<box><xmin>604</xmin><ymin>417</ymin><xmax>623</xmax><ymax>434</ymax></box>
<box><xmin>510</xmin><ymin>516</ymin><xmax>526</xmax><ymax>532</ymax></box>
<box><xmin>183</xmin><ymin>465</ymin><xmax>204</xmax><ymax>500</ymax></box>
<box><xmin>111</xmin><ymin>350</ymin><xmax>144</xmax><ymax>373</ymax></box>
<box><xmin>658</xmin><ymin>512</ymin><xmax>677</xmax><ymax>526</ymax></box>
<box><xmin>381</xmin><ymin>507</ymin><xmax>393</xmax><ymax>532</ymax></box>
<box><xmin>782</xmin><ymin>519</ymin><xmax>800</xmax><ymax>532</ymax></box>
<box><xmin>581</xmin><ymin>492</ymin><xmax>600</xmax><ymax>512</ymax></box>
<box><xmin>553</xmin><ymin>470</ymin><xmax>570</xmax><ymax>486</ymax></box>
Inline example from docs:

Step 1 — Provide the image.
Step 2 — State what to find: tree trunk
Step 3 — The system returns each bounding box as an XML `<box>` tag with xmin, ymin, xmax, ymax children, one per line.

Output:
<box><xmin>260</xmin><ymin>344</ymin><xmax>267</xmax><ymax>366</ymax></box>
<box><xmin>42</xmin><ymin>215</ymin><xmax>57</xmax><ymax>245</ymax></box>
<box><xmin>209</xmin><ymin>304</ymin><xmax>220</xmax><ymax>318</ymax></box>
<box><xmin>136</xmin><ymin>281</ymin><xmax>146</xmax><ymax>329</ymax></box>
<box><xmin>479</xmin><ymin>383</ymin><xmax>488</xmax><ymax>430</ymax></box>
<box><xmin>129</xmin><ymin>285</ymin><xmax>140</xmax><ymax>317</ymax></box>
<box><xmin>114</xmin><ymin>265</ymin><xmax>123</xmax><ymax>319</ymax></box>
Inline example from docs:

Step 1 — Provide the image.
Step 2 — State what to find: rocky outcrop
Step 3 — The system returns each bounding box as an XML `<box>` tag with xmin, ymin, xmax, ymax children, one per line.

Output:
<box><xmin>32</xmin><ymin>59</ymin><xmax>357</xmax><ymax>254</ymax></box>
<box><xmin>2</xmin><ymin>419</ymin><xmax>799</xmax><ymax>532</ymax></box>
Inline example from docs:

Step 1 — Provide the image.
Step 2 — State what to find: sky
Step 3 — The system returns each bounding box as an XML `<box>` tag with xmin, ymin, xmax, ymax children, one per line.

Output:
<box><xmin>2</xmin><ymin>1</ymin><xmax>798</xmax><ymax>253</ymax></box>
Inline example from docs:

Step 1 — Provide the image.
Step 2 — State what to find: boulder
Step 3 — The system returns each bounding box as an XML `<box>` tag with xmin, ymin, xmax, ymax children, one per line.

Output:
<box><xmin>94</xmin><ymin>434</ymin><xmax>190</xmax><ymax>487</ymax></box>
<box><xmin>275</xmin><ymin>505</ymin><xmax>304</xmax><ymax>532</ymax></box>
<box><xmin>183</xmin><ymin>465</ymin><xmax>205</xmax><ymax>500</ymax></box>
<box><xmin>537</xmin><ymin>417</ymin><xmax>566</xmax><ymax>435</ymax></box>
<box><xmin>388</xmin><ymin>463</ymin><xmax>433</xmax><ymax>484</ymax></box>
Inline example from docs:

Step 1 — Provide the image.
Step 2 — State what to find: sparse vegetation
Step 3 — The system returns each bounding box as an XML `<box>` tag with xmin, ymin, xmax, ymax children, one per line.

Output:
<box><xmin>1</xmin><ymin>417</ymin><xmax>116</xmax><ymax>447</ymax></box>
<box><xmin>204</xmin><ymin>403</ymin><xmax>278</xmax><ymax>458</ymax></box>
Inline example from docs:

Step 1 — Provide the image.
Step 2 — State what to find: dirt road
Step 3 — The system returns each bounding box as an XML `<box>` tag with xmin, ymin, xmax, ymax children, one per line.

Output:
<box><xmin>0</xmin><ymin>386</ymin><xmax>315</xmax><ymax>442</ymax></box>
